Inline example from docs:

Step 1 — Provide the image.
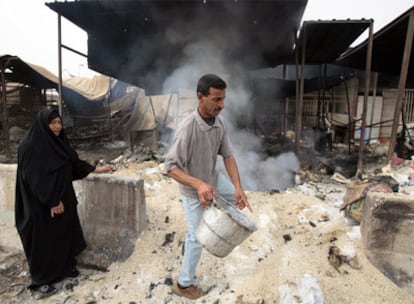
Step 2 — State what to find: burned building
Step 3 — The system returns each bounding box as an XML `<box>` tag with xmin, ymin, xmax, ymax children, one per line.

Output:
<box><xmin>2</xmin><ymin>1</ymin><xmax>414</xmax><ymax>171</ymax></box>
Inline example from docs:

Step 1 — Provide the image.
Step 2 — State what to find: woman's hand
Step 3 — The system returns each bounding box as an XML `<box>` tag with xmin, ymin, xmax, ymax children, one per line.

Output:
<box><xmin>50</xmin><ymin>201</ymin><xmax>64</xmax><ymax>218</ymax></box>
<box><xmin>94</xmin><ymin>164</ymin><xmax>113</xmax><ymax>174</ymax></box>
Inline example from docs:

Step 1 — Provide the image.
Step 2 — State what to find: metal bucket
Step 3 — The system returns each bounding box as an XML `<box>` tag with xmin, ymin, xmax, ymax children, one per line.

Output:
<box><xmin>195</xmin><ymin>195</ymin><xmax>257</xmax><ymax>258</ymax></box>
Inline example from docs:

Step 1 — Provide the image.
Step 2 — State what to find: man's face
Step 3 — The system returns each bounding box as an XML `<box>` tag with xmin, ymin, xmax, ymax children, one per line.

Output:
<box><xmin>197</xmin><ymin>87</ymin><xmax>225</xmax><ymax>118</ymax></box>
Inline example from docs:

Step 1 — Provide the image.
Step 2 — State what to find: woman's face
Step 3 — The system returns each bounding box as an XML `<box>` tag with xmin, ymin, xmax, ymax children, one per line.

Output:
<box><xmin>48</xmin><ymin>117</ymin><xmax>62</xmax><ymax>136</ymax></box>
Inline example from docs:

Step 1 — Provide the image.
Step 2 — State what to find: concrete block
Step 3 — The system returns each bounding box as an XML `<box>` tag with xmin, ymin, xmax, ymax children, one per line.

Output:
<box><xmin>0</xmin><ymin>164</ymin><xmax>17</xmax><ymax>226</ymax></box>
<box><xmin>74</xmin><ymin>174</ymin><xmax>146</xmax><ymax>269</ymax></box>
<box><xmin>361</xmin><ymin>192</ymin><xmax>414</xmax><ymax>296</ymax></box>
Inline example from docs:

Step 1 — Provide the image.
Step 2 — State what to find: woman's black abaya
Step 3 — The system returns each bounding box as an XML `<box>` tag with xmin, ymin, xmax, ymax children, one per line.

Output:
<box><xmin>15</xmin><ymin>108</ymin><xmax>95</xmax><ymax>288</ymax></box>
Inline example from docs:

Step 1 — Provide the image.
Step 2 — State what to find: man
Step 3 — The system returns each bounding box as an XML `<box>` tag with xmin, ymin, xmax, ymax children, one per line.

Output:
<box><xmin>164</xmin><ymin>74</ymin><xmax>252</xmax><ymax>300</ymax></box>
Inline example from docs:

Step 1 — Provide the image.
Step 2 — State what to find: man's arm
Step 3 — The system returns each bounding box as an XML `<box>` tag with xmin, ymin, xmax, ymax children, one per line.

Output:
<box><xmin>167</xmin><ymin>167</ymin><xmax>216</xmax><ymax>208</ymax></box>
<box><xmin>223</xmin><ymin>156</ymin><xmax>253</xmax><ymax>212</ymax></box>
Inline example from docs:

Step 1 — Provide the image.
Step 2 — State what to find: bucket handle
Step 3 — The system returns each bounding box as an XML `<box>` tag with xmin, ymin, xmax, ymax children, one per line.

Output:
<box><xmin>212</xmin><ymin>194</ymin><xmax>235</xmax><ymax>211</ymax></box>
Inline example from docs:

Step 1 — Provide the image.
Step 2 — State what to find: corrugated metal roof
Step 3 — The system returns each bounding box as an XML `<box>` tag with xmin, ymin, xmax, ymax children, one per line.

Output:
<box><xmin>46</xmin><ymin>0</ymin><xmax>308</xmax><ymax>93</ymax></box>
<box><xmin>0</xmin><ymin>55</ymin><xmax>58</xmax><ymax>89</ymax></box>
<box><xmin>336</xmin><ymin>6</ymin><xmax>414</xmax><ymax>75</ymax></box>
<box><xmin>294</xmin><ymin>19</ymin><xmax>372</xmax><ymax>64</ymax></box>
<box><xmin>0</xmin><ymin>55</ymin><xmax>112</xmax><ymax>100</ymax></box>
<box><xmin>46</xmin><ymin>1</ymin><xmax>414</xmax><ymax>93</ymax></box>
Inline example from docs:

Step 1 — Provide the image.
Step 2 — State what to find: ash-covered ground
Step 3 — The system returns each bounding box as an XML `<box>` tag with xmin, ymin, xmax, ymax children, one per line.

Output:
<box><xmin>1</xmin><ymin>141</ymin><xmax>414</xmax><ymax>304</ymax></box>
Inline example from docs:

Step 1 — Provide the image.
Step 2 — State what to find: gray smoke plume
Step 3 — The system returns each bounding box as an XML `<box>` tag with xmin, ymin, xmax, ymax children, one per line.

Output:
<box><xmin>161</xmin><ymin>39</ymin><xmax>300</xmax><ymax>191</ymax></box>
<box><xmin>99</xmin><ymin>0</ymin><xmax>303</xmax><ymax>191</ymax></box>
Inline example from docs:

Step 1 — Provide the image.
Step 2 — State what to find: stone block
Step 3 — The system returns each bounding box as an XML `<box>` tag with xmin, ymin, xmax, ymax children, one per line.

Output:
<box><xmin>361</xmin><ymin>192</ymin><xmax>414</xmax><ymax>296</ymax></box>
<box><xmin>74</xmin><ymin>174</ymin><xmax>146</xmax><ymax>269</ymax></box>
<box><xmin>0</xmin><ymin>164</ymin><xmax>17</xmax><ymax>226</ymax></box>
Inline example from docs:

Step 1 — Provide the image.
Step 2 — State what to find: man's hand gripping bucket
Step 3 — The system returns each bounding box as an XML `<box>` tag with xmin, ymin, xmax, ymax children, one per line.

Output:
<box><xmin>195</xmin><ymin>195</ymin><xmax>257</xmax><ymax>258</ymax></box>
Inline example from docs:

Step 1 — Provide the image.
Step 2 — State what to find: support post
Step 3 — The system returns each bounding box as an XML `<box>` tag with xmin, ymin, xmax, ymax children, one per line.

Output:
<box><xmin>368</xmin><ymin>72</ymin><xmax>378</xmax><ymax>141</ymax></box>
<box><xmin>387</xmin><ymin>10</ymin><xmax>414</xmax><ymax>161</ymax></box>
<box><xmin>57</xmin><ymin>14</ymin><xmax>63</xmax><ymax>116</ymax></box>
<box><xmin>295</xmin><ymin>25</ymin><xmax>306</xmax><ymax>156</ymax></box>
<box><xmin>0</xmin><ymin>60</ymin><xmax>11</xmax><ymax>161</ymax></box>
<box><xmin>356</xmin><ymin>20</ymin><xmax>374</xmax><ymax>178</ymax></box>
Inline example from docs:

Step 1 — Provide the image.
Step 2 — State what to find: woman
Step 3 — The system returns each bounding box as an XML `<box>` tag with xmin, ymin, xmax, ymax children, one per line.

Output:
<box><xmin>15</xmin><ymin>108</ymin><xmax>112</xmax><ymax>294</ymax></box>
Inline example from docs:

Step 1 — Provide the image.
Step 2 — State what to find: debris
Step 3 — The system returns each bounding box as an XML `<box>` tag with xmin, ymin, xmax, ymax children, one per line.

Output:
<box><xmin>330</xmin><ymin>172</ymin><xmax>349</xmax><ymax>184</ymax></box>
<box><xmin>391</xmin><ymin>153</ymin><xmax>406</xmax><ymax>167</ymax></box>
<box><xmin>146</xmin><ymin>277</ymin><xmax>172</xmax><ymax>299</ymax></box>
<box><xmin>2</xmin><ymin>142</ymin><xmax>414</xmax><ymax>303</ymax></box>
<box><xmin>161</xmin><ymin>232</ymin><xmax>175</xmax><ymax>246</ymax></box>
<box><xmin>328</xmin><ymin>245</ymin><xmax>347</xmax><ymax>272</ymax></box>
<box><xmin>340</xmin><ymin>180</ymin><xmax>393</xmax><ymax>222</ymax></box>
<box><xmin>328</xmin><ymin>245</ymin><xmax>360</xmax><ymax>273</ymax></box>
<box><xmin>278</xmin><ymin>274</ymin><xmax>324</xmax><ymax>304</ymax></box>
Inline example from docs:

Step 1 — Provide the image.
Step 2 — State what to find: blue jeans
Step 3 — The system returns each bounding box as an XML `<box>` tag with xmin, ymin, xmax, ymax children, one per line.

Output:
<box><xmin>178</xmin><ymin>173</ymin><xmax>236</xmax><ymax>287</ymax></box>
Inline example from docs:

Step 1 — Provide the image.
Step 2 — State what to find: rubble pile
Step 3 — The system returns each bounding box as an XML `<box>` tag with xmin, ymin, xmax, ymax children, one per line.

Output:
<box><xmin>1</xmin><ymin>142</ymin><xmax>414</xmax><ymax>303</ymax></box>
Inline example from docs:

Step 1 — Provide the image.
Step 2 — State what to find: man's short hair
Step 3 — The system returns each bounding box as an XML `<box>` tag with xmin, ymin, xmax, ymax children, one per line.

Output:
<box><xmin>197</xmin><ymin>74</ymin><xmax>227</xmax><ymax>96</ymax></box>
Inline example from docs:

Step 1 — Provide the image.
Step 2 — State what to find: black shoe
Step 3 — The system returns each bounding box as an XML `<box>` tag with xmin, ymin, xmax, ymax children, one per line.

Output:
<box><xmin>37</xmin><ymin>284</ymin><xmax>57</xmax><ymax>294</ymax></box>
<box><xmin>68</xmin><ymin>267</ymin><xmax>80</xmax><ymax>278</ymax></box>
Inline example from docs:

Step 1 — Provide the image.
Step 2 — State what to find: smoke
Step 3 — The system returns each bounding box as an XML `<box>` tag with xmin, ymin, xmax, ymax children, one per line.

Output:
<box><xmin>161</xmin><ymin>41</ymin><xmax>230</xmax><ymax>93</ymax></box>
<box><xmin>216</xmin><ymin>80</ymin><xmax>299</xmax><ymax>191</ymax></box>
<box><xmin>73</xmin><ymin>0</ymin><xmax>306</xmax><ymax>190</ymax></box>
<box><xmin>111</xmin><ymin>1</ymin><xmax>301</xmax><ymax>191</ymax></box>
<box><xmin>159</xmin><ymin>37</ymin><xmax>300</xmax><ymax>191</ymax></box>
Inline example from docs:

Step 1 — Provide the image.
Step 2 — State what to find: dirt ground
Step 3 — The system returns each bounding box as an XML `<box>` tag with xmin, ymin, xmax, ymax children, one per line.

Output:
<box><xmin>1</xmin><ymin>143</ymin><xmax>414</xmax><ymax>304</ymax></box>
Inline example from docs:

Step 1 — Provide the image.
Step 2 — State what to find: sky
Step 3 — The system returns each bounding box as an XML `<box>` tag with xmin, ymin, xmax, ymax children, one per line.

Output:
<box><xmin>1</xmin><ymin>0</ymin><xmax>413</xmax><ymax>79</ymax></box>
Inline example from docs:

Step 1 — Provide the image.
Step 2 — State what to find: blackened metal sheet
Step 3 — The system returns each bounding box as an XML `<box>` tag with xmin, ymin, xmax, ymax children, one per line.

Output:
<box><xmin>336</xmin><ymin>6</ymin><xmax>414</xmax><ymax>76</ymax></box>
<box><xmin>46</xmin><ymin>0</ymin><xmax>308</xmax><ymax>93</ymax></box>
<box><xmin>294</xmin><ymin>20</ymin><xmax>372</xmax><ymax>64</ymax></box>
<box><xmin>1</xmin><ymin>55</ymin><xmax>58</xmax><ymax>89</ymax></box>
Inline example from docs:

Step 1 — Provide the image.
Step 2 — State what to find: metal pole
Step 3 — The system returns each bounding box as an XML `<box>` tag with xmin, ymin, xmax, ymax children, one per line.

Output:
<box><xmin>322</xmin><ymin>64</ymin><xmax>327</xmax><ymax>115</ymax></box>
<box><xmin>0</xmin><ymin>60</ymin><xmax>11</xmax><ymax>161</ymax></box>
<box><xmin>343</xmin><ymin>78</ymin><xmax>352</xmax><ymax>153</ymax></box>
<box><xmin>317</xmin><ymin>65</ymin><xmax>322</xmax><ymax>129</ymax></box>
<box><xmin>368</xmin><ymin>72</ymin><xmax>378</xmax><ymax>141</ymax></box>
<box><xmin>356</xmin><ymin>20</ymin><xmax>374</xmax><ymax>178</ymax></box>
<box><xmin>283</xmin><ymin>64</ymin><xmax>288</xmax><ymax>134</ymax></box>
<box><xmin>387</xmin><ymin>10</ymin><xmax>414</xmax><ymax>161</ymax></box>
<box><xmin>295</xmin><ymin>25</ymin><xmax>306</xmax><ymax>156</ymax></box>
<box><xmin>294</xmin><ymin>31</ymin><xmax>300</xmax><ymax>155</ymax></box>
<box><xmin>57</xmin><ymin>14</ymin><xmax>63</xmax><ymax>116</ymax></box>
<box><xmin>107</xmin><ymin>79</ymin><xmax>113</xmax><ymax>141</ymax></box>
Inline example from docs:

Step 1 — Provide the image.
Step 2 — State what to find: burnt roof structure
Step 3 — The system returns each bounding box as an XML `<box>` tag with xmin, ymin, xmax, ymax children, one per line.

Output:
<box><xmin>46</xmin><ymin>0</ymin><xmax>308</xmax><ymax>93</ymax></box>
<box><xmin>0</xmin><ymin>55</ymin><xmax>58</xmax><ymax>89</ymax></box>
<box><xmin>336</xmin><ymin>6</ymin><xmax>414</xmax><ymax>76</ymax></box>
<box><xmin>294</xmin><ymin>19</ymin><xmax>372</xmax><ymax>64</ymax></box>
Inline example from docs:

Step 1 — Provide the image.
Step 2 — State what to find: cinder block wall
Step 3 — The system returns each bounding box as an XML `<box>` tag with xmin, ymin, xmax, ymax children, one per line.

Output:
<box><xmin>0</xmin><ymin>164</ymin><xmax>146</xmax><ymax>269</ymax></box>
